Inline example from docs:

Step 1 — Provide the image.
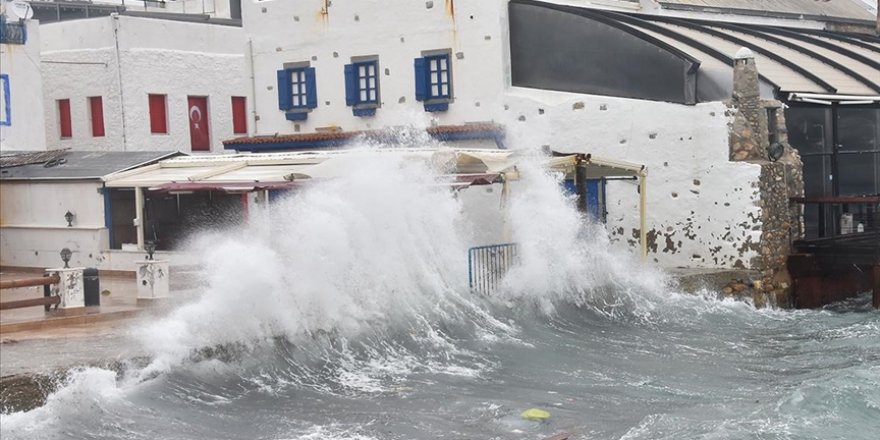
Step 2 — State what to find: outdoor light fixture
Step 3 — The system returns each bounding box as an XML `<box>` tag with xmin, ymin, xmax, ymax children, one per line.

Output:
<box><xmin>60</xmin><ymin>247</ymin><xmax>72</xmax><ymax>269</ymax></box>
<box><xmin>768</xmin><ymin>142</ymin><xmax>785</xmax><ymax>162</ymax></box>
<box><xmin>64</xmin><ymin>211</ymin><xmax>75</xmax><ymax>227</ymax></box>
<box><xmin>145</xmin><ymin>240</ymin><xmax>157</xmax><ymax>260</ymax></box>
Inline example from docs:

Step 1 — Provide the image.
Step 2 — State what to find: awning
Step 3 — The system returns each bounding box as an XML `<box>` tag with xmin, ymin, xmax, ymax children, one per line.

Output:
<box><xmin>104</xmin><ymin>148</ymin><xmax>519</xmax><ymax>190</ymax></box>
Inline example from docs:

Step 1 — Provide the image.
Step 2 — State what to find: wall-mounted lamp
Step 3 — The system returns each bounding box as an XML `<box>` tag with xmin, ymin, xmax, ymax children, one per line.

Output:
<box><xmin>145</xmin><ymin>240</ymin><xmax>157</xmax><ymax>261</ymax></box>
<box><xmin>64</xmin><ymin>211</ymin><xmax>75</xmax><ymax>227</ymax></box>
<box><xmin>768</xmin><ymin>143</ymin><xmax>785</xmax><ymax>162</ymax></box>
<box><xmin>60</xmin><ymin>247</ymin><xmax>72</xmax><ymax>268</ymax></box>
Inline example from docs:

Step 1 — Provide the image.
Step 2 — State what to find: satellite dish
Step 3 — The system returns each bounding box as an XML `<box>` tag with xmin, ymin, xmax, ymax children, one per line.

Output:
<box><xmin>7</xmin><ymin>1</ymin><xmax>34</xmax><ymax>21</ymax></box>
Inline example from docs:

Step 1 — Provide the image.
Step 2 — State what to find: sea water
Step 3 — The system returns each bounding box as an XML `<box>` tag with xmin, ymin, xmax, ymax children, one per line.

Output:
<box><xmin>2</xmin><ymin>144</ymin><xmax>878</xmax><ymax>440</ymax></box>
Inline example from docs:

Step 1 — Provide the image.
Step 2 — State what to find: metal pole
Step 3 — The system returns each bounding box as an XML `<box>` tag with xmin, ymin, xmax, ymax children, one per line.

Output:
<box><xmin>575</xmin><ymin>158</ymin><xmax>588</xmax><ymax>213</ymax></box>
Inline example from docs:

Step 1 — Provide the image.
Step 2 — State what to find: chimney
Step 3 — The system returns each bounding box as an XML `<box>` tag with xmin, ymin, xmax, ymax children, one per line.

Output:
<box><xmin>729</xmin><ymin>47</ymin><xmax>769</xmax><ymax>161</ymax></box>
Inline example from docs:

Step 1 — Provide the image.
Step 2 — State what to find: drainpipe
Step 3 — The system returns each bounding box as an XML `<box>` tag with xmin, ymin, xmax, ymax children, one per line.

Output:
<box><xmin>247</xmin><ymin>38</ymin><xmax>258</xmax><ymax>135</ymax></box>
<box><xmin>111</xmin><ymin>13</ymin><xmax>128</xmax><ymax>151</ymax></box>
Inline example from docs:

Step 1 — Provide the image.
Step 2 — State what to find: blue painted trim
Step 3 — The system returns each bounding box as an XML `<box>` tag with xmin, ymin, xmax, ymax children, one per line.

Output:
<box><xmin>103</xmin><ymin>187</ymin><xmax>114</xmax><ymax>249</ymax></box>
<box><xmin>424</xmin><ymin>102</ymin><xmax>449</xmax><ymax>112</ymax></box>
<box><xmin>352</xmin><ymin>107</ymin><xmax>376</xmax><ymax>117</ymax></box>
<box><xmin>0</xmin><ymin>74</ymin><xmax>9</xmax><ymax>126</ymax></box>
<box><xmin>285</xmin><ymin>111</ymin><xmax>308</xmax><ymax>121</ymax></box>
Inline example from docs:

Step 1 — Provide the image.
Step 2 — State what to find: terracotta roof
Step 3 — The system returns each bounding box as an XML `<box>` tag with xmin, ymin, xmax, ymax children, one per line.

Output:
<box><xmin>222</xmin><ymin>123</ymin><xmax>505</xmax><ymax>148</ymax></box>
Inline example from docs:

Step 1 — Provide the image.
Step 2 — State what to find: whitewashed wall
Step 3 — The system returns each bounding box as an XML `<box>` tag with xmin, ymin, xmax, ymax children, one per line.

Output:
<box><xmin>243</xmin><ymin>0</ymin><xmax>765</xmax><ymax>269</ymax></box>
<box><xmin>243</xmin><ymin>0</ymin><xmax>509</xmax><ymax>134</ymax></box>
<box><xmin>41</xmin><ymin>15</ymin><xmax>249</xmax><ymax>153</ymax></box>
<box><xmin>501</xmin><ymin>88</ymin><xmax>762</xmax><ymax>268</ymax></box>
<box><xmin>0</xmin><ymin>181</ymin><xmax>107</xmax><ymax>268</ymax></box>
<box><xmin>0</xmin><ymin>19</ymin><xmax>47</xmax><ymax>151</ymax></box>
<box><xmin>0</xmin><ymin>180</ymin><xmax>198</xmax><ymax>271</ymax></box>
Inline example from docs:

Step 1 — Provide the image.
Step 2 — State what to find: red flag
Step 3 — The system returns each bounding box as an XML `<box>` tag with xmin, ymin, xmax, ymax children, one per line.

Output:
<box><xmin>188</xmin><ymin>96</ymin><xmax>210</xmax><ymax>151</ymax></box>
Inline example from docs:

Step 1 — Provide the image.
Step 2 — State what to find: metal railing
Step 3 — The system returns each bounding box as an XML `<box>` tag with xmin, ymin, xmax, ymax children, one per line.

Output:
<box><xmin>791</xmin><ymin>196</ymin><xmax>880</xmax><ymax>265</ymax></box>
<box><xmin>468</xmin><ymin>243</ymin><xmax>519</xmax><ymax>295</ymax></box>
<box><xmin>0</xmin><ymin>19</ymin><xmax>27</xmax><ymax>45</ymax></box>
<box><xmin>0</xmin><ymin>274</ymin><xmax>61</xmax><ymax>311</ymax></box>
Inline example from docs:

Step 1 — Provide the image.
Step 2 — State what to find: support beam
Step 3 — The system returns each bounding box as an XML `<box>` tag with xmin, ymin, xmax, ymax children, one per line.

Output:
<box><xmin>873</xmin><ymin>264</ymin><xmax>879</xmax><ymax>310</ymax></box>
<box><xmin>135</xmin><ymin>186</ymin><xmax>145</xmax><ymax>250</ymax></box>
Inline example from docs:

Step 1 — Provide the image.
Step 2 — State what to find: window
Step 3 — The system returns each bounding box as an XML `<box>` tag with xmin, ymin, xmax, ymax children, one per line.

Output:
<box><xmin>149</xmin><ymin>94</ymin><xmax>168</xmax><ymax>134</ymax></box>
<box><xmin>58</xmin><ymin>99</ymin><xmax>72</xmax><ymax>138</ymax></box>
<box><xmin>277</xmin><ymin>66</ymin><xmax>316</xmax><ymax>121</ymax></box>
<box><xmin>231</xmin><ymin>96</ymin><xmax>247</xmax><ymax>134</ymax></box>
<box><xmin>344</xmin><ymin>58</ymin><xmax>380</xmax><ymax>116</ymax></box>
<box><xmin>0</xmin><ymin>74</ymin><xmax>9</xmax><ymax>126</ymax></box>
<box><xmin>89</xmin><ymin>96</ymin><xmax>105</xmax><ymax>137</ymax></box>
<box><xmin>415</xmin><ymin>52</ymin><xmax>452</xmax><ymax>112</ymax></box>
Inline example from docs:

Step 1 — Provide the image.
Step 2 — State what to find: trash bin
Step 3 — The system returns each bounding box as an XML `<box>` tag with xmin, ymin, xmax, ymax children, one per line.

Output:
<box><xmin>83</xmin><ymin>268</ymin><xmax>100</xmax><ymax>306</ymax></box>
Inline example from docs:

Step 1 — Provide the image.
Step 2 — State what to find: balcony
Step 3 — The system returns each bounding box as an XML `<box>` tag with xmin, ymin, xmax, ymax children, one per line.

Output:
<box><xmin>0</xmin><ymin>18</ymin><xmax>28</xmax><ymax>45</ymax></box>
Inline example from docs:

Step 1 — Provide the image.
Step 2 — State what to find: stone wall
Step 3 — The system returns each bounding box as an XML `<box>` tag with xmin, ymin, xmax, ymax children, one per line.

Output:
<box><xmin>727</xmin><ymin>49</ymin><xmax>804</xmax><ymax>307</ymax></box>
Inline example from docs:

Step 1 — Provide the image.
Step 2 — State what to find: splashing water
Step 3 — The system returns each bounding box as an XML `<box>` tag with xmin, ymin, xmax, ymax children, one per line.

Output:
<box><xmin>2</xmin><ymin>140</ymin><xmax>878</xmax><ymax>440</ymax></box>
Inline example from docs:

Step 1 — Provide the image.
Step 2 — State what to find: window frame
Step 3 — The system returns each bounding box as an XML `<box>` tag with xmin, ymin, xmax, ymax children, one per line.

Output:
<box><xmin>148</xmin><ymin>94</ymin><xmax>168</xmax><ymax>135</ymax></box>
<box><xmin>352</xmin><ymin>60</ymin><xmax>380</xmax><ymax>106</ymax></box>
<box><xmin>344</xmin><ymin>57</ymin><xmax>380</xmax><ymax>117</ymax></box>
<box><xmin>231</xmin><ymin>96</ymin><xmax>248</xmax><ymax>134</ymax></box>
<box><xmin>415</xmin><ymin>50</ymin><xmax>453</xmax><ymax>112</ymax></box>
<box><xmin>0</xmin><ymin>74</ymin><xmax>10</xmax><ymax>126</ymax></box>
<box><xmin>89</xmin><ymin>96</ymin><xmax>105</xmax><ymax>137</ymax></box>
<box><xmin>425</xmin><ymin>53</ymin><xmax>452</xmax><ymax>101</ymax></box>
<box><xmin>277</xmin><ymin>63</ymin><xmax>317</xmax><ymax>121</ymax></box>
<box><xmin>57</xmin><ymin>98</ymin><xmax>72</xmax><ymax>139</ymax></box>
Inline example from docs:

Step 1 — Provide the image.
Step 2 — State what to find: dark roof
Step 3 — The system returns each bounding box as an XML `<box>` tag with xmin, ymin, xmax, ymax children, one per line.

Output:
<box><xmin>511</xmin><ymin>1</ymin><xmax>880</xmax><ymax>102</ymax></box>
<box><xmin>0</xmin><ymin>150</ymin><xmax>182</xmax><ymax>181</ymax></box>
<box><xmin>657</xmin><ymin>0</ymin><xmax>876</xmax><ymax>23</ymax></box>
<box><xmin>223</xmin><ymin>123</ymin><xmax>506</xmax><ymax>152</ymax></box>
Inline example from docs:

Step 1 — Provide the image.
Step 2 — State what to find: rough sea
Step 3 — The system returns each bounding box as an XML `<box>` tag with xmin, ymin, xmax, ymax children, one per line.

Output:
<box><xmin>2</xmin><ymin>148</ymin><xmax>878</xmax><ymax>440</ymax></box>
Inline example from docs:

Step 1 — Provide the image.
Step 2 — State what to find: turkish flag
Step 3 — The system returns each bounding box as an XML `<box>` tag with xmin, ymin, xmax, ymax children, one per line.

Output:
<box><xmin>188</xmin><ymin>97</ymin><xmax>210</xmax><ymax>151</ymax></box>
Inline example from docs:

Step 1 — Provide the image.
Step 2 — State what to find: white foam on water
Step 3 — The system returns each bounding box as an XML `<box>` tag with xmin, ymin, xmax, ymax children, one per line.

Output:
<box><xmin>280</xmin><ymin>424</ymin><xmax>381</xmax><ymax>440</ymax></box>
<box><xmin>0</xmin><ymin>368</ymin><xmax>124</xmax><ymax>438</ymax></box>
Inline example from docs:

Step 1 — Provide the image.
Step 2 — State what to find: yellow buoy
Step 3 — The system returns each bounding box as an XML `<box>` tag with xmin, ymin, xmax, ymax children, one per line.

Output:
<box><xmin>520</xmin><ymin>408</ymin><xmax>551</xmax><ymax>421</ymax></box>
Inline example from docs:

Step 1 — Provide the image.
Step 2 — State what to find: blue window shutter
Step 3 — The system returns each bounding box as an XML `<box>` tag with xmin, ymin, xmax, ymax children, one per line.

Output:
<box><xmin>304</xmin><ymin>67</ymin><xmax>317</xmax><ymax>109</ymax></box>
<box><xmin>277</xmin><ymin>69</ymin><xmax>292</xmax><ymax>110</ymax></box>
<box><xmin>414</xmin><ymin>57</ymin><xmax>428</xmax><ymax>101</ymax></box>
<box><xmin>344</xmin><ymin>64</ymin><xmax>356</xmax><ymax>106</ymax></box>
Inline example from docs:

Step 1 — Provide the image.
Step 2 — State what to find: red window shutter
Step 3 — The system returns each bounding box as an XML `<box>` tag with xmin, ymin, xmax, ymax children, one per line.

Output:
<box><xmin>58</xmin><ymin>99</ymin><xmax>72</xmax><ymax>138</ymax></box>
<box><xmin>149</xmin><ymin>94</ymin><xmax>167</xmax><ymax>134</ymax></box>
<box><xmin>89</xmin><ymin>96</ymin><xmax>105</xmax><ymax>137</ymax></box>
<box><xmin>231</xmin><ymin>96</ymin><xmax>247</xmax><ymax>134</ymax></box>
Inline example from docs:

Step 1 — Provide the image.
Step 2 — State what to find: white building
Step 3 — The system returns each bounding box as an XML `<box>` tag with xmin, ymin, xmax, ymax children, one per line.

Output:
<box><xmin>231</xmin><ymin>0</ymin><xmax>878</xmax><ymax>279</ymax></box>
<box><xmin>0</xmin><ymin>149</ymin><xmax>180</xmax><ymax>271</ymax></box>
<box><xmin>40</xmin><ymin>13</ymin><xmax>250</xmax><ymax>153</ymax></box>
<box><xmin>0</xmin><ymin>14</ymin><xmax>46</xmax><ymax>151</ymax></box>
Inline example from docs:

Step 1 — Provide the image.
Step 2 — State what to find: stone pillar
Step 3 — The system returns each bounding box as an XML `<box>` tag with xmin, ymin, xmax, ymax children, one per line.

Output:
<box><xmin>726</xmin><ymin>47</ymin><xmax>805</xmax><ymax>307</ymax></box>
<box><xmin>136</xmin><ymin>260</ymin><xmax>170</xmax><ymax>303</ymax></box>
<box><xmin>46</xmin><ymin>267</ymin><xmax>85</xmax><ymax>309</ymax></box>
<box><xmin>729</xmin><ymin>47</ymin><xmax>768</xmax><ymax>161</ymax></box>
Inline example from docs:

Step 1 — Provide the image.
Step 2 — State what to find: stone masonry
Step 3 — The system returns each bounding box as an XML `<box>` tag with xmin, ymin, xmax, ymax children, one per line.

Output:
<box><xmin>727</xmin><ymin>48</ymin><xmax>804</xmax><ymax>307</ymax></box>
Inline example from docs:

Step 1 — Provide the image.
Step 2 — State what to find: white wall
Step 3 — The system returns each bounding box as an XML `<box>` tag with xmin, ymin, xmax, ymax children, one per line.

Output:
<box><xmin>0</xmin><ymin>181</ymin><xmax>107</xmax><ymax>269</ymax></box>
<box><xmin>500</xmin><ymin>87</ymin><xmax>763</xmax><ymax>268</ymax></box>
<box><xmin>0</xmin><ymin>180</ymin><xmax>199</xmax><ymax>271</ymax></box>
<box><xmin>243</xmin><ymin>0</ymin><xmax>509</xmax><ymax>135</ymax></box>
<box><xmin>0</xmin><ymin>19</ymin><xmax>47</xmax><ymax>151</ymax></box>
<box><xmin>40</xmin><ymin>15</ymin><xmax>249</xmax><ymax>153</ymax></box>
<box><xmin>242</xmin><ymin>0</ymin><xmax>765</xmax><ymax>269</ymax></box>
